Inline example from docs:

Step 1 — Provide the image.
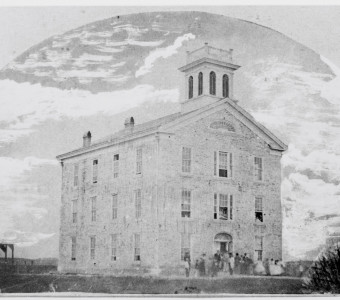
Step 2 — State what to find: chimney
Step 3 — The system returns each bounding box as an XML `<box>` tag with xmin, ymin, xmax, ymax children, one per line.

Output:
<box><xmin>124</xmin><ymin>117</ymin><xmax>135</xmax><ymax>129</ymax></box>
<box><xmin>83</xmin><ymin>131</ymin><xmax>91</xmax><ymax>147</ymax></box>
<box><xmin>229</xmin><ymin>48</ymin><xmax>233</xmax><ymax>61</ymax></box>
<box><xmin>204</xmin><ymin>42</ymin><xmax>209</xmax><ymax>54</ymax></box>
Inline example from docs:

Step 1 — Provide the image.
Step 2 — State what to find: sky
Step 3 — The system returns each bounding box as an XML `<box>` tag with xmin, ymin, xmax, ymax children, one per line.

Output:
<box><xmin>0</xmin><ymin>4</ymin><xmax>340</xmax><ymax>260</ymax></box>
<box><xmin>0</xmin><ymin>6</ymin><xmax>340</xmax><ymax>69</ymax></box>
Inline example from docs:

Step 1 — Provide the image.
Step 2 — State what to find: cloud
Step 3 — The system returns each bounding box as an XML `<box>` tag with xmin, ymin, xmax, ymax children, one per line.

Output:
<box><xmin>0</xmin><ymin>156</ymin><xmax>57</xmax><ymax>189</ymax></box>
<box><xmin>0</xmin><ymin>157</ymin><xmax>58</xmax><ymax>246</ymax></box>
<box><xmin>246</xmin><ymin>57</ymin><xmax>340</xmax><ymax>259</ymax></box>
<box><xmin>0</xmin><ymin>230</ymin><xmax>55</xmax><ymax>247</ymax></box>
<box><xmin>282</xmin><ymin>144</ymin><xmax>340</xmax><ymax>182</ymax></box>
<box><xmin>282</xmin><ymin>173</ymin><xmax>340</xmax><ymax>259</ymax></box>
<box><xmin>135</xmin><ymin>33</ymin><xmax>196</xmax><ymax>77</ymax></box>
<box><xmin>0</xmin><ymin>79</ymin><xmax>179</xmax><ymax>144</ymax></box>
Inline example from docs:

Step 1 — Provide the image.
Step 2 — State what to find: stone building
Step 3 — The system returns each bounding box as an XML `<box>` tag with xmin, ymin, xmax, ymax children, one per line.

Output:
<box><xmin>56</xmin><ymin>43</ymin><xmax>287</xmax><ymax>275</ymax></box>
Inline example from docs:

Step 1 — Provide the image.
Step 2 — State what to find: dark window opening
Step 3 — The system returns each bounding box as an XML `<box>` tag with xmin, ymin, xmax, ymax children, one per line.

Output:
<box><xmin>210</xmin><ymin>71</ymin><xmax>216</xmax><ymax>95</ymax></box>
<box><xmin>181</xmin><ymin>211</ymin><xmax>191</xmax><ymax>218</ymax></box>
<box><xmin>255</xmin><ymin>212</ymin><xmax>263</xmax><ymax>222</ymax></box>
<box><xmin>198</xmin><ymin>72</ymin><xmax>203</xmax><ymax>95</ymax></box>
<box><xmin>222</xmin><ymin>74</ymin><xmax>229</xmax><ymax>98</ymax></box>
<box><xmin>219</xmin><ymin>207</ymin><xmax>228</xmax><ymax>220</ymax></box>
<box><xmin>219</xmin><ymin>169</ymin><xmax>228</xmax><ymax>178</ymax></box>
<box><xmin>188</xmin><ymin>76</ymin><xmax>193</xmax><ymax>99</ymax></box>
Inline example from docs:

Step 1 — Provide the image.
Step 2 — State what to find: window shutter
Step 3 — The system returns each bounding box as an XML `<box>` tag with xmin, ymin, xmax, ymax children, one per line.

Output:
<box><xmin>214</xmin><ymin>193</ymin><xmax>217</xmax><ymax>219</ymax></box>
<box><xmin>214</xmin><ymin>151</ymin><xmax>217</xmax><ymax>176</ymax></box>
<box><xmin>229</xmin><ymin>153</ymin><xmax>233</xmax><ymax>177</ymax></box>
<box><xmin>229</xmin><ymin>194</ymin><xmax>233</xmax><ymax>220</ymax></box>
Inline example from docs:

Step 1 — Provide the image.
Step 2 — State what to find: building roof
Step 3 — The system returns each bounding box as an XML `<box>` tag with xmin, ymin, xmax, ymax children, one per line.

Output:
<box><xmin>56</xmin><ymin>98</ymin><xmax>287</xmax><ymax>161</ymax></box>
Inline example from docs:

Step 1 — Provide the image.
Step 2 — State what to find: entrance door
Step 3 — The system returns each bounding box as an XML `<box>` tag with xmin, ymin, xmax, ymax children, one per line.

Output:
<box><xmin>214</xmin><ymin>233</ymin><xmax>233</xmax><ymax>254</ymax></box>
<box><xmin>220</xmin><ymin>242</ymin><xmax>227</xmax><ymax>253</ymax></box>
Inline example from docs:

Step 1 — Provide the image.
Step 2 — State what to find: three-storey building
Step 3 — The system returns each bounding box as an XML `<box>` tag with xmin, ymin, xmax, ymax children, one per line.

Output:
<box><xmin>57</xmin><ymin>43</ymin><xmax>287</xmax><ymax>275</ymax></box>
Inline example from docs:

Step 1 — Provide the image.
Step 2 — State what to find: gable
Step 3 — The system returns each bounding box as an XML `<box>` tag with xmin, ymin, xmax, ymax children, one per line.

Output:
<box><xmin>159</xmin><ymin>99</ymin><xmax>287</xmax><ymax>152</ymax></box>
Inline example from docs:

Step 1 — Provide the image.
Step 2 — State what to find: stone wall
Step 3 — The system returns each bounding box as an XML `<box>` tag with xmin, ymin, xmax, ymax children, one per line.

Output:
<box><xmin>58</xmin><ymin>107</ymin><xmax>283</xmax><ymax>275</ymax></box>
<box><xmin>156</xmin><ymin>108</ymin><xmax>283</xmax><ymax>270</ymax></box>
<box><xmin>59</xmin><ymin>134</ymin><xmax>161</xmax><ymax>274</ymax></box>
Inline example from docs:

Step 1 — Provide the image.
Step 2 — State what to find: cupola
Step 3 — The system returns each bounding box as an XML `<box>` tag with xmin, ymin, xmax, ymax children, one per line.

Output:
<box><xmin>179</xmin><ymin>43</ymin><xmax>240</xmax><ymax>113</ymax></box>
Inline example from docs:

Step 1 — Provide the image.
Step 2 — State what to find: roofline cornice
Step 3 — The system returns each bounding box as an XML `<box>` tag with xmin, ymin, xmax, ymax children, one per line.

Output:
<box><xmin>178</xmin><ymin>57</ymin><xmax>241</xmax><ymax>73</ymax></box>
<box><xmin>56</xmin><ymin>130</ymin><xmax>172</xmax><ymax>161</ymax></box>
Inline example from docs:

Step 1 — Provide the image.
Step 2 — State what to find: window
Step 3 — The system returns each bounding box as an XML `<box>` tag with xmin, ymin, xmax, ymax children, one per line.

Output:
<box><xmin>92</xmin><ymin>159</ymin><xmax>98</xmax><ymax>183</ymax></box>
<box><xmin>181</xmin><ymin>233</ymin><xmax>191</xmax><ymax>261</ymax></box>
<box><xmin>255</xmin><ymin>236</ymin><xmax>263</xmax><ymax>261</ymax></box>
<box><xmin>71</xmin><ymin>199</ymin><xmax>77</xmax><ymax>223</ymax></box>
<box><xmin>113</xmin><ymin>154</ymin><xmax>119</xmax><ymax>178</ymax></box>
<box><xmin>91</xmin><ymin>196</ymin><xmax>96</xmax><ymax>222</ymax></box>
<box><xmin>214</xmin><ymin>151</ymin><xmax>233</xmax><ymax>178</ymax></box>
<box><xmin>255</xmin><ymin>197</ymin><xmax>263</xmax><ymax>222</ymax></box>
<box><xmin>136</xmin><ymin>148</ymin><xmax>142</xmax><ymax>174</ymax></box>
<box><xmin>222</xmin><ymin>74</ymin><xmax>229</xmax><ymax>98</ymax></box>
<box><xmin>188</xmin><ymin>76</ymin><xmax>193</xmax><ymax>99</ymax></box>
<box><xmin>73</xmin><ymin>164</ymin><xmax>79</xmax><ymax>187</ymax></box>
<box><xmin>90</xmin><ymin>236</ymin><xmax>96</xmax><ymax>260</ymax></box>
<box><xmin>198</xmin><ymin>72</ymin><xmax>203</xmax><ymax>96</ymax></box>
<box><xmin>181</xmin><ymin>189</ymin><xmax>191</xmax><ymax>218</ymax></box>
<box><xmin>209</xmin><ymin>71</ymin><xmax>216</xmax><ymax>95</ymax></box>
<box><xmin>214</xmin><ymin>193</ymin><xmax>233</xmax><ymax>220</ymax></box>
<box><xmin>182</xmin><ymin>147</ymin><xmax>191</xmax><ymax>173</ymax></box>
<box><xmin>71</xmin><ymin>237</ymin><xmax>76</xmax><ymax>261</ymax></box>
<box><xmin>111</xmin><ymin>234</ymin><xmax>117</xmax><ymax>261</ymax></box>
<box><xmin>112</xmin><ymin>194</ymin><xmax>118</xmax><ymax>220</ymax></box>
<box><xmin>254</xmin><ymin>157</ymin><xmax>263</xmax><ymax>181</ymax></box>
<box><xmin>135</xmin><ymin>189</ymin><xmax>141</xmax><ymax>218</ymax></box>
<box><xmin>134</xmin><ymin>234</ymin><xmax>141</xmax><ymax>261</ymax></box>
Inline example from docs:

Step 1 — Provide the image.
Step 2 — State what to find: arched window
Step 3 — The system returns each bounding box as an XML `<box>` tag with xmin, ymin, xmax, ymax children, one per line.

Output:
<box><xmin>188</xmin><ymin>76</ymin><xmax>193</xmax><ymax>99</ymax></box>
<box><xmin>222</xmin><ymin>74</ymin><xmax>229</xmax><ymax>98</ymax></box>
<box><xmin>209</xmin><ymin>71</ymin><xmax>216</xmax><ymax>95</ymax></box>
<box><xmin>198</xmin><ymin>72</ymin><xmax>203</xmax><ymax>96</ymax></box>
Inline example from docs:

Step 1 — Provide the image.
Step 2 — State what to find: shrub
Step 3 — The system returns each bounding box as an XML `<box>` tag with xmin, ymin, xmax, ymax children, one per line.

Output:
<box><xmin>304</xmin><ymin>246</ymin><xmax>340</xmax><ymax>293</ymax></box>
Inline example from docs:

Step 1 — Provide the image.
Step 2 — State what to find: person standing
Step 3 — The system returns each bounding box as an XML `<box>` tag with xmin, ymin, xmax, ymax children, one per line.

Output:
<box><xmin>211</xmin><ymin>258</ymin><xmax>219</xmax><ymax>277</ymax></box>
<box><xmin>214</xmin><ymin>250</ymin><xmax>221</xmax><ymax>264</ymax></box>
<box><xmin>229</xmin><ymin>253</ymin><xmax>235</xmax><ymax>275</ymax></box>
<box><xmin>269</xmin><ymin>258</ymin><xmax>275</xmax><ymax>275</ymax></box>
<box><xmin>194</xmin><ymin>259</ymin><xmax>199</xmax><ymax>278</ymax></box>
<box><xmin>223</xmin><ymin>252</ymin><xmax>230</xmax><ymax>274</ymax></box>
<box><xmin>184</xmin><ymin>257</ymin><xmax>190</xmax><ymax>278</ymax></box>
<box><xmin>184</xmin><ymin>251</ymin><xmax>191</xmax><ymax>269</ymax></box>
<box><xmin>234</xmin><ymin>253</ymin><xmax>241</xmax><ymax>275</ymax></box>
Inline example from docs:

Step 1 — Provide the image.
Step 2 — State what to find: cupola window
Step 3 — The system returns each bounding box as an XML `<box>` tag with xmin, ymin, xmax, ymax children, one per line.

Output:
<box><xmin>198</xmin><ymin>72</ymin><xmax>203</xmax><ymax>96</ymax></box>
<box><xmin>209</xmin><ymin>71</ymin><xmax>216</xmax><ymax>95</ymax></box>
<box><xmin>223</xmin><ymin>74</ymin><xmax>229</xmax><ymax>98</ymax></box>
<box><xmin>188</xmin><ymin>76</ymin><xmax>193</xmax><ymax>99</ymax></box>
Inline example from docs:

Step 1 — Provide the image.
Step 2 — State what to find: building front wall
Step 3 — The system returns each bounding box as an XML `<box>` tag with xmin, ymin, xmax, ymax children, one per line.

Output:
<box><xmin>155</xmin><ymin>108</ymin><xmax>283</xmax><ymax>273</ymax></box>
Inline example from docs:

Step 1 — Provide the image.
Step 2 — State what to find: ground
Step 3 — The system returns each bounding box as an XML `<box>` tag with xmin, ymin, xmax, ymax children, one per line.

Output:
<box><xmin>0</xmin><ymin>274</ymin><xmax>307</xmax><ymax>294</ymax></box>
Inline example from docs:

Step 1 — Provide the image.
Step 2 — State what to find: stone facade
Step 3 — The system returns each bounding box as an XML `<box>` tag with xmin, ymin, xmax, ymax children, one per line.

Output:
<box><xmin>57</xmin><ymin>44</ymin><xmax>287</xmax><ymax>275</ymax></box>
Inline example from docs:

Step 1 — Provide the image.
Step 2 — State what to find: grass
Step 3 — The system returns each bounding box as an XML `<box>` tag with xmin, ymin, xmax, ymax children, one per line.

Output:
<box><xmin>0</xmin><ymin>273</ymin><xmax>307</xmax><ymax>294</ymax></box>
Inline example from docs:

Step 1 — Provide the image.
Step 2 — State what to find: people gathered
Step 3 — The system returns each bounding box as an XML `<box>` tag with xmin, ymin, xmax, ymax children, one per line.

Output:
<box><xmin>184</xmin><ymin>250</ymin><xmax>285</xmax><ymax>277</ymax></box>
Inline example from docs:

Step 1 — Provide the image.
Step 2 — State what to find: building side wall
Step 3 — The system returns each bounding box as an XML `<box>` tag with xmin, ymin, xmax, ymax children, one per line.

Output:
<box><xmin>58</xmin><ymin>134</ymin><xmax>160</xmax><ymax>274</ymax></box>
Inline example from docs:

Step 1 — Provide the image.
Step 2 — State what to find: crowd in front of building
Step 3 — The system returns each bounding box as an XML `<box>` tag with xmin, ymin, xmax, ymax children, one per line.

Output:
<box><xmin>183</xmin><ymin>250</ymin><xmax>286</xmax><ymax>278</ymax></box>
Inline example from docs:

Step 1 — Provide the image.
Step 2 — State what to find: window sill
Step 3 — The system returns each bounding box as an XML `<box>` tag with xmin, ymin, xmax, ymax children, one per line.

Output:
<box><xmin>180</xmin><ymin>173</ymin><xmax>193</xmax><ymax>177</ymax></box>
<box><xmin>213</xmin><ymin>176</ymin><xmax>233</xmax><ymax>181</ymax></box>
<box><xmin>181</xmin><ymin>217</ymin><xmax>193</xmax><ymax>221</ymax></box>
<box><xmin>254</xmin><ymin>221</ymin><xmax>266</xmax><ymax>225</ymax></box>
<box><xmin>212</xmin><ymin>219</ymin><xmax>233</xmax><ymax>222</ymax></box>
